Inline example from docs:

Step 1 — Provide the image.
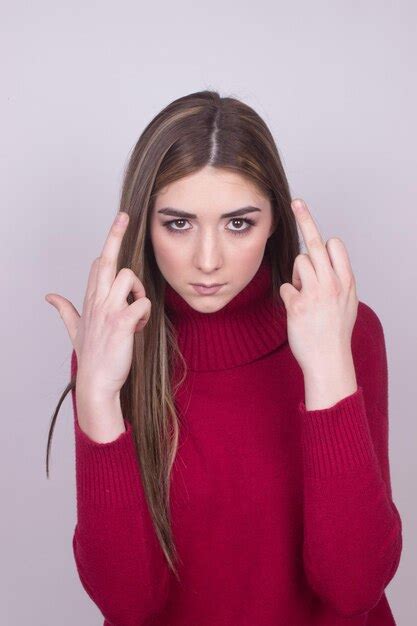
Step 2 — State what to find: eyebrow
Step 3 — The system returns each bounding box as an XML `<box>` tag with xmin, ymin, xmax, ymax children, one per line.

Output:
<box><xmin>157</xmin><ymin>205</ymin><xmax>262</xmax><ymax>219</ymax></box>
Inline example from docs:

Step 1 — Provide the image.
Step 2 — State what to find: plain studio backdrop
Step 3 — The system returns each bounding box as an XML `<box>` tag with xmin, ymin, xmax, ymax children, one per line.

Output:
<box><xmin>1</xmin><ymin>1</ymin><xmax>415</xmax><ymax>624</ymax></box>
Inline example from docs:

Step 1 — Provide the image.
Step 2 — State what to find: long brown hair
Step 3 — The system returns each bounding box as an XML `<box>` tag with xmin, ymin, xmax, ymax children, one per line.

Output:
<box><xmin>45</xmin><ymin>89</ymin><xmax>300</xmax><ymax>581</ymax></box>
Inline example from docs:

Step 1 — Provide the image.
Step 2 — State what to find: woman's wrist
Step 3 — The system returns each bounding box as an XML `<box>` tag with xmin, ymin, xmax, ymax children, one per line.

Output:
<box><xmin>75</xmin><ymin>388</ymin><xmax>126</xmax><ymax>444</ymax></box>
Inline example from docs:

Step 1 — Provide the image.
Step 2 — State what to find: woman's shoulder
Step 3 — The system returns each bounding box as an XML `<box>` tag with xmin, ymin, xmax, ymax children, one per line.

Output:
<box><xmin>354</xmin><ymin>299</ymin><xmax>385</xmax><ymax>341</ymax></box>
<box><xmin>352</xmin><ymin>299</ymin><xmax>387</xmax><ymax>367</ymax></box>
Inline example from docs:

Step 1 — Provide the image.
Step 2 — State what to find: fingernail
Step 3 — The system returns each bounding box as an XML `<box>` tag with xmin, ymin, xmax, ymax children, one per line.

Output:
<box><xmin>116</xmin><ymin>211</ymin><xmax>128</xmax><ymax>224</ymax></box>
<box><xmin>292</xmin><ymin>200</ymin><xmax>305</xmax><ymax>211</ymax></box>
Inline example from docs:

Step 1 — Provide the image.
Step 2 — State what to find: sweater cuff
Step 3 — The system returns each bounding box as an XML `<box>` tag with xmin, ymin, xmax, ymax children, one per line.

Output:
<box><xmin>74</xmin><ymin>416</ymin><xmax>145</xmax><ymax>509</ymax></box>
<box><xmin>299</xmin><ymin>386</ymin><xmax>380</xmax><ymax>480</ymax></box>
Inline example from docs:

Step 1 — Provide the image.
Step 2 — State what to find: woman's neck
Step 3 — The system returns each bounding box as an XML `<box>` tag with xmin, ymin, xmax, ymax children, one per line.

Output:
<box><xmin>164</xmin><ymin>257</ymin><xmax>288</xmax><ymax>371</ymax></box>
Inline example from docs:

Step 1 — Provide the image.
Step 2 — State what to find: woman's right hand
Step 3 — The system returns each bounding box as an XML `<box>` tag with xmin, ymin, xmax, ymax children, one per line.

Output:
<box><xmin>45</xmin><ymin>211</ymin><xmax>152</xmax><ymax>400</ymax></box>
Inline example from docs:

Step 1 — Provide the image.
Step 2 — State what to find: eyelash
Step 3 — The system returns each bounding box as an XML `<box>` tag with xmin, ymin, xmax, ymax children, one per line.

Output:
<box><xmin>162</xmin><ymin>217</ymin><xmax>256</xmax><ymax>237</ymax></box>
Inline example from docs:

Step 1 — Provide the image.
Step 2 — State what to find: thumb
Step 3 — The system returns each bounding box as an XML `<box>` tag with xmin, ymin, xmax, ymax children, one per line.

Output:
<box><xmin>45</xmin><ymin>293</ymin><xmax>80</xmax><ymax>344</ymax></box>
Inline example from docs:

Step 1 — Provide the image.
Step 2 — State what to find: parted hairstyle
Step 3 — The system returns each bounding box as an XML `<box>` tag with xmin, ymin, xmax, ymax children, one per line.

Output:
<box><xmin>45</xmin><ymin>89</ymin><xmax>300</xmax><ymax>580</ymax></box>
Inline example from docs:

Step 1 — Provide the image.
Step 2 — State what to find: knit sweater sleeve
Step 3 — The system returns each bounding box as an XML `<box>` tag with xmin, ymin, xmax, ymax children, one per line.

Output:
<box><xmin>298</xmin><ymin>302</ymin><xmax>403</xmax><ymax>618</ymax></box>
<box><xmin>70</xmin><ymin>349</ymin><xmax>170</xmax><ymax>626</ymax></box>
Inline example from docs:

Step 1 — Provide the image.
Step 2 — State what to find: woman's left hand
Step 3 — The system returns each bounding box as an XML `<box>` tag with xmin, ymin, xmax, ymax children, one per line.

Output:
<box><xmin>279</xmin><ymin>198</ymin><xmax>359</xmax><ymax>376</ymax></box>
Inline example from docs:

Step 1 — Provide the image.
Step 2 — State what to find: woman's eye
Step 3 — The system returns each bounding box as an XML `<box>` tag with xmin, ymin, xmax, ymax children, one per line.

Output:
<box><xmin>162</xmin><ymin>219</ymin><xmax>190</xmax><ymax>232</ymax></box>
<box><xmin>162</xmin><ymin>218</ymin><xmax>255</xmax><ymax>236</ymax></box>
<box><xmin>228</xmin><ymin>218</ymin><xmax>255</xmax><ymax>234</ymax></box>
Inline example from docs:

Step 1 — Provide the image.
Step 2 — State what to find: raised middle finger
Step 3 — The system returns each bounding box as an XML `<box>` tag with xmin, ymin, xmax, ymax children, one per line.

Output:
<box><xmin>95</xmin><ymin>211</ymin><xmax>130</xmax><ymax>301</ymax></box>
<box><xmin>82</xmin><ymin>257</ymin><xmax>100</xmax><ymax>316</ymax></box>
<box><xmin>291</xmin><ymin>199</ymin><xmax>333</xmax><ymax>281</ymax></box>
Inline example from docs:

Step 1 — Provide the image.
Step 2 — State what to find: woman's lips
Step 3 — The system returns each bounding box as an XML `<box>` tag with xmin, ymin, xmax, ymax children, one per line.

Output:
<box><xmin>191</xmin><ymin>284</ymin><xmax>225</xmax><ymax>295</ymax></box>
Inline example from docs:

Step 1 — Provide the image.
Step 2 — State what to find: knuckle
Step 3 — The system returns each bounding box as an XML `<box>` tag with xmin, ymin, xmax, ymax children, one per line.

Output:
<box><xmin>291</xmin><ymin>299</ymin><xmax>306</xmax><ymax>316</ymax></box>
<box><xmin>309</xmin><ymin>236</ymin><xmax>322</xmax><ymax>249</ymax></box>
<box><xmin>119</xmin><ymin>267</ymin><xmax>133</xmax><ymax>279</ymax></box>
<box><xmin>118</xmin><ymin>314</ymin><xmax>131</xmax><ymax>330</ymax></box>
<box><xmin>102</xmin><ymin>307</ymin><xmax>120</xmax><ymax>329</ymax></box>
<box><xmin>84</xmin><ymin>292</ymin><xmax>96</xmax><ymax>310</ymax></box>
<box><xmin>327</xmin><ymin>278</ymin><xmax>341</xmax><ymax>296</ymax></box>
<box><xmin>345</xmin><ymin>273</ymin><xmax>356</xmax><ymax>289</ymax></box>
<box><xmin>310</xmin><ymin>286</ymin><xmax>321</xmax><ymax>302</ymax></box>
<box><xmin>99</xmin><ymin>255</ymin><xmax>112</xmax><ymax>268</ymax></box>
<box><xmin>109</xmin><ymin>312</ymin><xmax>122</xmax><ymax>330</ymax></box>
<box><xmin>90</xmin><ymin>299</ymin><xmax>103</xmax><ymax>316</ymax></box>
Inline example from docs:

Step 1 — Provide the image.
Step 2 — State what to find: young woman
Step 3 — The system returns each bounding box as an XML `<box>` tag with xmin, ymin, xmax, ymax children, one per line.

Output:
<box><xmin>45</xmin><ymin>90</ymin><xmax>402</xmax><ymax>625</ymax></box>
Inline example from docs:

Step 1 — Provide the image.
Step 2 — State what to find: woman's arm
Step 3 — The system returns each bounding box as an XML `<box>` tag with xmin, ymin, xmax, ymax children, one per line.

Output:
<box><xmin>299</xmin><ymin>301</ymin><xmax>403</xmax><ymax>618</ymax></box>
<box><xmin>71</xmin><ymin>349</ymin><xmax>171</xmax><ymax>626</ymax></box>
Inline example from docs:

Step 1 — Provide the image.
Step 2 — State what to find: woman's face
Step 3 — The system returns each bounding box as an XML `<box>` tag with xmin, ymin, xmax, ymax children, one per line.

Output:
<box><xmin>149</xmin><ymin>165</ymin><xmax>275</xmax><ymax>312</ymax></box>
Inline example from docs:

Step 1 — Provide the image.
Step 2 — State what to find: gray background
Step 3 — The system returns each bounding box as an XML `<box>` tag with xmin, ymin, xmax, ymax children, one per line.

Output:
<box><xmin>2</xmin><ymin>1</ymin><xmax>415</xmax><ymax>624</ymax></box>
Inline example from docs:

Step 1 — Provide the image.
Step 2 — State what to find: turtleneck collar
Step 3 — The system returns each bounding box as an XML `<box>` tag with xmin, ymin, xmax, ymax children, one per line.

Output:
<box><xmin>164</xmin><ymin>257</ymin><xmax>288</xmax><ymax>371</ymax></box>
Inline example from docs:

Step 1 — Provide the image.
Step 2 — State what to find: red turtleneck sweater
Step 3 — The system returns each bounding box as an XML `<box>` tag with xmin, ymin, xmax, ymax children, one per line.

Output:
<box><xmin>70</xmin><ymin>257</ymin><xmax>402</xmax><ymax>626</ymax></box>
